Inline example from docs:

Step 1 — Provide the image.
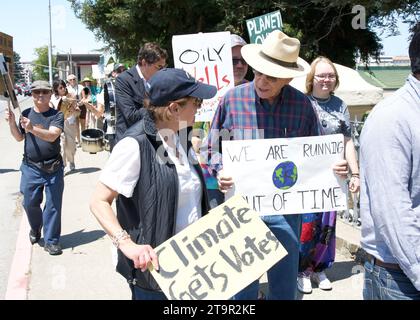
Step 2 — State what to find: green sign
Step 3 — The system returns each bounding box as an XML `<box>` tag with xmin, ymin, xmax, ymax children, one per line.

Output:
<box><xmin>246</xmin><ymin>10</ymin><xmax>283</xmax><ymax>44</ymax></box>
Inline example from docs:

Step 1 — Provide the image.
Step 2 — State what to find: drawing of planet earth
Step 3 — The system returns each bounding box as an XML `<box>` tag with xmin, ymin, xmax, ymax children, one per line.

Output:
<box><xmin>272</xmin><ymin>161</ymin><xmax>298</xmax><ymax>190</ymax></box>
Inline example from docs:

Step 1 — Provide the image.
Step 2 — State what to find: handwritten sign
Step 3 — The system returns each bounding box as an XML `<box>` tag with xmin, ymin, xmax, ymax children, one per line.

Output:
<box><xmin>246</xmin><ymin>11</ymin><xmax>283</xmax><ymax>44</ymax></box>
<box><xmin>150</xmin><ymin>195</ymin><xmax>287</xmax><ymax>300</ymax></box>
<box><xmin>222</xmin><ymin>134</ymin><xmax>348</xmax><ymax>215</ymax></box>
<box><xmin>172</xmin><ymin>32</ymin><xmax>235</xmax><ymax>122</ymax></box>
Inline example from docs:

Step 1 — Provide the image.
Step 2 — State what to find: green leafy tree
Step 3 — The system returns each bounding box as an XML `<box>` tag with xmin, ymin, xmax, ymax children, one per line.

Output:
<box><xmin>33</xmin><ymin>46</ymin><xmax>56</xmax><ymax>81</ymax></box>
<box><xmin>68</xmin><ymin>0</ymin><xmax>419</xmax><ymax>67</ymax></box>
<box><xmin>13</xmin><ymin>51</ymin><xmax>25</xmax><ymax>83</ymax></box>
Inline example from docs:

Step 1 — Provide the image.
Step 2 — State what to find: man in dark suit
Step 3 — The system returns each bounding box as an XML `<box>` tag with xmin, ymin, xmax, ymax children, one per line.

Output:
<box><xmin>115</xmin><ymin>43</ymin><xmax>168</xmax><ymax>141</ymax></box>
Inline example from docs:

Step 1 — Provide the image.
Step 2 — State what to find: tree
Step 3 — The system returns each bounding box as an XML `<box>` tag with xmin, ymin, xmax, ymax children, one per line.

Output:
<box><xmin>13</xmin><ymin>51</ymin><xmax>25</xmax><ymax>83</ymax></box>
<box><xmin>33</xmin><ymin>46</ymin><xmax>56</xmax><ymax>81</ymax></box>
<box><xmin>69</xmin><ymin>0</ymin><xmax>224</xmax><ymax>62</ymax></box>
<box><xmin>68</xmin><ymin>0</ymin><xmax>419</xmax><ymax>67</ymax></box>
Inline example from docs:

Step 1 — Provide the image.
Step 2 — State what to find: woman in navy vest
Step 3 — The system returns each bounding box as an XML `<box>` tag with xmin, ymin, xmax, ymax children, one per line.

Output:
<box><xmin>90</xmin><ymin>68</ymin><xmax>217</xmax><ymax>300</ymax></box>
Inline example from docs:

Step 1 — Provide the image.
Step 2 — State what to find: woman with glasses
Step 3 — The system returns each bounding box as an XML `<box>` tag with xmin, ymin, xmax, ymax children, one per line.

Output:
<box><xmin>90</xmin><ymin>68</ymin><xmax>217</xmax><ymax>300</ymax></box>
<box><xmin>52</xmin><ymin>80</ymin><xmax>80</xmax><ymax>174</ymax></box>
<box><xmin>297</xmin><ymin>56</ymin><xmax>360</xmax><ymax>294</ymax></box>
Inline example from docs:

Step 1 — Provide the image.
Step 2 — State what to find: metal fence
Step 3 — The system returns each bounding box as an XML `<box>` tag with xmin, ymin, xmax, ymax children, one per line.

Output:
<box><xmin>338</xmin><ymin>118</ymin><xmax>364</xmax><ymax>228</ymax></box>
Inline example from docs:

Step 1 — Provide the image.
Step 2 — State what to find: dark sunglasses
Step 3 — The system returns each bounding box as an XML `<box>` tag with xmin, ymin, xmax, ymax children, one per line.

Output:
<box><xmin>232</xmin><ymin>58</ymin><xmax>248</xmax><ymax>66</ymax></box>
<box><xmin>252</xmin><ymin>69</ymin><xmax>278</xmax><ymax>83</ymax></box>
<box><xmin>32</xmin><ymin>90</ymin><xmax>51</xmax><ymax>95</ymax></box>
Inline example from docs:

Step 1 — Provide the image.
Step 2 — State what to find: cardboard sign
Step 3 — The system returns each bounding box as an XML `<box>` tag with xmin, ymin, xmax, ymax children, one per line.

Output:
<box><xmin>246</xmin><ymin>10</ymin><xmax>283</xmax><ymax>44</ymax></box>
<box><xmin>0</xmin><ymin>53</ymin><xmax>21</xmax><ymax>113</ymax></box>
<box><xmin>172</xmin><ymin>32</ymin><xmax>235</xmax><ymax>122</ymax></box>
<box><xmin>222</xmin><ymin>134</ymin><xmax>348</xmax><ymax>215</ymax></box>
<box><xmin>150</xmin><ymin>195</ymin><xmax>287</xmax><ymax>300</ymax></box>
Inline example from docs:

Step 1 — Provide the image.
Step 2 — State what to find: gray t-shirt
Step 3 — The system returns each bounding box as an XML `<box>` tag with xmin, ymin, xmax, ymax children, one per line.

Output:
<box><xmin>308</xmin><ymin>95</ymin><xmax>351</xmax><ymax>137</ymax></box>
<box><xmin>20</xmin><ymin>107</ymin><xmax>64</xmax><ymax>162</ymax></box>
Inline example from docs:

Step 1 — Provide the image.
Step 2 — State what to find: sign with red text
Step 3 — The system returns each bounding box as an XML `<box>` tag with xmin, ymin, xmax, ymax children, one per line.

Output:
<box><xmin>222</xmin><ymin>134</ymin><xmax>348</xmax><ymax>215</ymax></box>
<box><xmin>172</xmin><ymin>32</ymin><xmax>234</xmax><ymax>122</ymax></box>
<box><xmin>150</xmin><ymin>195</ymin><xmax>287</xmax><ymax>300</ymax></box>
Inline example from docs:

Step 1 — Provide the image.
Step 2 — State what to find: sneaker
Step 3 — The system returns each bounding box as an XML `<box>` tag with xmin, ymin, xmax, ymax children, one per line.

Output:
<box><xmin>297</xmin><ymin>272</ymin><xmax>312</xmax><ymax>294</ymax></box>
<box><xmin>29</xmin><ymin>228</ymin><xmax>41</xmax><ymax>244</ymax></box>
<box><xmin>44</xmin><ymin>243</ymin><xmax>63</xmax><ymax>255</ymax></box>
<box><xmin>312</xmin><ymin>271</ymin><xmax>332</xmax><ymax>290</ymax></box>
<box><xmin>69</xmin><ymin>162</ymin><xmax>75</xmax><ymax>171</ymax></box>
<box><xmin>64</xmin><ymin>166</ymin><xmax>75</xmax><ymax>175</ymax></box>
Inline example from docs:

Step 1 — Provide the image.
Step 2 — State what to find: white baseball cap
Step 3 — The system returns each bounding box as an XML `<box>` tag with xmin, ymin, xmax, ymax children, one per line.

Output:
<box><xmin>231</xmin><ymin>34</ymin><xmax>247</xmax><ymax>47</ymax></box>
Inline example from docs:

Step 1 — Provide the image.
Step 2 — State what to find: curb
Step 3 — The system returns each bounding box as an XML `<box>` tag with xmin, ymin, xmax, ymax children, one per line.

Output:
<box><xmin>336</xmin><ymin>219</ymin><xmax>368</xmax><ymax>264</ymax></box>
<box><xmin>5</xmin><ymin>193</ymin><xmax>31</xmax><ymax>300</ymax></box>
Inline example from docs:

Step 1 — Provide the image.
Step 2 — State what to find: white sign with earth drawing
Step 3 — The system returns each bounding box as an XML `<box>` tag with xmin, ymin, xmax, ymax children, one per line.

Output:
<box><xmin>222</xmin><ymin>134</ymin><xmax>348</xmax><ymax>215</ymax></box>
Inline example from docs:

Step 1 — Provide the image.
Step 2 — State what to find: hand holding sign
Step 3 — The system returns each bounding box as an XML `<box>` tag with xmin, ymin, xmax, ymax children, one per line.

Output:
<box><xmin>332</xmin><ymin>159</ymin><xmax>349</xmax><ymax>178</ymax></box>
<box><xmin>119</xmin><ymin>241</ymin><xmax>159</xmax><ymax>272</ymax></box>
<box><xmin>217</xmin><ymin>170</ymin><xmax>234</xmax><ymax>193</ymax></box>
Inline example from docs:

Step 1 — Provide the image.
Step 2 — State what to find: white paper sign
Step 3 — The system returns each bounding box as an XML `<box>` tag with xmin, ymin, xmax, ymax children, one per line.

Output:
<box><xmin>222</xmin><ymin>134</ymin><xmax>348</xmax><ymax>215</ymax></box>
<box><xmin>150</xmin><ymin>195</ymin><xmax>287</xmax><ymax>300</ymax></box>
<box><xmin>172</xmin><ymin>32</ymin><xmax>235</xmax><ymax>122</ymax></box>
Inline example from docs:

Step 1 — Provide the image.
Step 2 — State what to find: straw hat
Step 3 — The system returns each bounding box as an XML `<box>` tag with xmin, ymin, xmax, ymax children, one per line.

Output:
<box><xmin>241</xmin><ymin>30</ymin><xmax>310</xmax><ymax>78</ymax></box>
<box><xmin>81</xmin><ymin>76</ymin><xmax>92</xmax><ymax>83</ymax></box>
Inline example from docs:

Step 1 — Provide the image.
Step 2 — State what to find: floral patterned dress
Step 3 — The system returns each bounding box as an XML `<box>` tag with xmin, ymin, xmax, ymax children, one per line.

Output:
<box><xmin>299</xmin><ymin>94</ymin><xmax>351</xmax><ymax>273</ymax></box>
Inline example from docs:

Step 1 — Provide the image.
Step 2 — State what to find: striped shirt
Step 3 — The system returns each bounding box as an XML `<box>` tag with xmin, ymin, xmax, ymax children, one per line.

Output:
<box><xmin>207</xmin><ymin>81</ymin><xmax>319</xmax><ymax>174</ymax></box>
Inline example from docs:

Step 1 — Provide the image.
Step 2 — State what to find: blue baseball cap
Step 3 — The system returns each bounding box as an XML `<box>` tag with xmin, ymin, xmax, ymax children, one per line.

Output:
<box><xmin>146</xmin><ymin>68</ymin><xmax>217</xmax><ymax>106</ymax></box>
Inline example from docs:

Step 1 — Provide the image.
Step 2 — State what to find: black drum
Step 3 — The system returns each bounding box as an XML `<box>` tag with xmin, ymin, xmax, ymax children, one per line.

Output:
<box><xmin>81</xmin><ymin>128</ymin><xmax>104</xmax><ymax>154</ymax></box>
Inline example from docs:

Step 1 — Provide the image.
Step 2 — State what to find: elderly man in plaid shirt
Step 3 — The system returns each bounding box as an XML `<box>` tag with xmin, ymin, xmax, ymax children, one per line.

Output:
<box><xmin>207</xmin><ymin>30</ymin><xmax>348</xmax><ymax>300</ymax></box>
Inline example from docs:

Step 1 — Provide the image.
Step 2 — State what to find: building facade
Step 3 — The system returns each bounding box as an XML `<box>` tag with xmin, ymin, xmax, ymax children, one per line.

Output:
<box><xmin>56</xmin><ymin>53</ymin><xmax>101</xmax><ymax>81</ymax></box>
<box><xmin>20</xmin><ymin>62</ymin><xmax>34</xmax><ymax>85</ymax></box>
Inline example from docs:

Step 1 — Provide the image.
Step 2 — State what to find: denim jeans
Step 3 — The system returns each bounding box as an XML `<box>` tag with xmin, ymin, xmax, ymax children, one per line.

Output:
<box><xmin>207</xmin><ymin>189</ymin><xmax>224</xmax><ymax>209</ymax></box>
<box><xmin>363</xmin><ymin>260</ymin><xmax>420</xmax><ymax>300</ymax></box>
<box><xmin>232</xmin><ymin>214</ymin><xmax>302</xmax><ymax>300</ymax></box>
<box><xmin>130</xmin><ymin>285</ymin><xmax>167</xmax><ymax>300</ymax></box>
<box><xmin>20</xmin><ymin>162</ymin><xmax>64</xmax><ymax>245</ymax></box>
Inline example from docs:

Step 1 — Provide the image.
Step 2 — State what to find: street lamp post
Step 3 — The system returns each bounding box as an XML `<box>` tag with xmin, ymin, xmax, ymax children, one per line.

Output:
<box><xmin>48</xmin><ymin>0</ymin><xmax>53</xmax><ymax>85</ymax></box>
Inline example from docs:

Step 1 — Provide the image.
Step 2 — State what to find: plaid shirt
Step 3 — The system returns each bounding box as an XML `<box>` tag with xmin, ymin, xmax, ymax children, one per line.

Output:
<box><xmin>207</xmin><ymin>81</ymin><xmax>319</xmax><ymax>174</ymax></box>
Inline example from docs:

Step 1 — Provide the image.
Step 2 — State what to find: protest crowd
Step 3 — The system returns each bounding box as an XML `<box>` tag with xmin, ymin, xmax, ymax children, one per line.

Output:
<box><xmin>3</xmin><ymin>19</ymin><xmax>420</xmax><ymax>301</ymax></box>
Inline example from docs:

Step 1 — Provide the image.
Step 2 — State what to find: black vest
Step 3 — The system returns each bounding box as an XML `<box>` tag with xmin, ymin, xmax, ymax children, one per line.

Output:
<box><xmin>116</xmin><ymin>112</ymin><xmax>210</xmax><ymax>291</ymax></box>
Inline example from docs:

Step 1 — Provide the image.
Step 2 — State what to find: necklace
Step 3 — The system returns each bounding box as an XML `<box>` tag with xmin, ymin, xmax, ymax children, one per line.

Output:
<box><xmin>311</xmin><ymin>94</ymin><xmax>331</xmax><ymax>104</ymax></box>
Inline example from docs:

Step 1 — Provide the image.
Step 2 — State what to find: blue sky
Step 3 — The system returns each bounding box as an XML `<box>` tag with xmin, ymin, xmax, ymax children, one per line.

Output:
<box><xmin>0</xmin><ymin>0</ymin><xmax>106</xmax><ymax>61</ymax></box>
<box><xmin>0</xmin><ymin>1</ymin><xmax>414</xmax><ymax>62</ymax></box>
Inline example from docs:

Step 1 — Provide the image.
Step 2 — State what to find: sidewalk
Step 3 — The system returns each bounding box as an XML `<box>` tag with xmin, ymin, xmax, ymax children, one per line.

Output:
<box><xmin>27</xmin><ymin>148</ymin><xmax>130</xmax><ymax>299</ymax></box>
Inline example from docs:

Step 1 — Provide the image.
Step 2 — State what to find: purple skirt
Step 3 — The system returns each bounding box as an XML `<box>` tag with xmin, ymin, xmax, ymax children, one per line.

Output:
<box><xmin>299</xmin><ymin>211</ymin><xmax>336</xmax><ymax>272</ymax></box>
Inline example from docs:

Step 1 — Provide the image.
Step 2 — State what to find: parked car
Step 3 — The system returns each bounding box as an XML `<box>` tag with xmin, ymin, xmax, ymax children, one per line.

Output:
<box><xmin>23</xmin><ymin>85</ymin><xmax>31</xmax><ymax>96</ymax></box>
<box><xmin>14</xmin><ymin>84</ymin><xmax>23</xmax><ymax>95</ymax></box>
